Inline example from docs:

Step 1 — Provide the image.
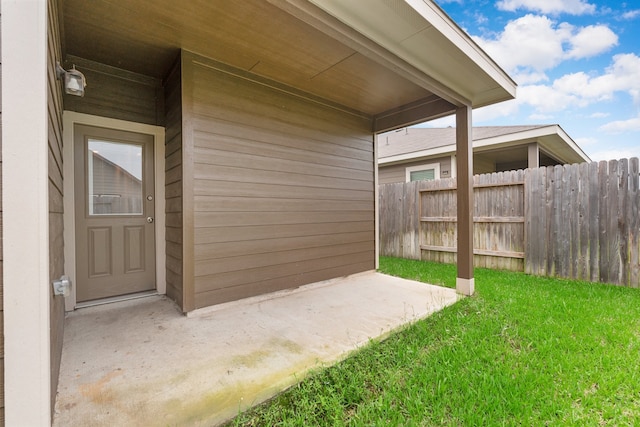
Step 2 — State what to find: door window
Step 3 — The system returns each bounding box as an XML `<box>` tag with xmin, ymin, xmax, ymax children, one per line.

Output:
<box><xmin>87</xmin><ymin>139</ymin><xmax>143</xmax><ymax>215</ymax></box>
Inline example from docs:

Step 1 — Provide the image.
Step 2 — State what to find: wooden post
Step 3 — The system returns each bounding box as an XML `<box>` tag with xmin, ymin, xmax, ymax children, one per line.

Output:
<box><xmin>528</xmin><ymin>143</ymin><xmax>539</xmax><ymax>169</ymax></box>
<box><xmin>456</xmin><ymin>106</ymin><xmax>474</xmax><ymax>295</ymax></box>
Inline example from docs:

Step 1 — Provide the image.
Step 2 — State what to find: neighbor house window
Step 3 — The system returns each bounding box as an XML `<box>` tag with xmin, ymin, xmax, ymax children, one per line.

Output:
<box><xmin>405</xmin><ymin>163</ymin><xmax>440</xmax><ymax>182</ymax></box>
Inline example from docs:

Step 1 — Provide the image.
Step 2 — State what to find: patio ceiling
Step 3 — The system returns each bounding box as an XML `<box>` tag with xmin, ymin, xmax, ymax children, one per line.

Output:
<box><xmin>61</xmin><ymin>0</ymin><xmax>515</xmax><ymax>127</ymax></box>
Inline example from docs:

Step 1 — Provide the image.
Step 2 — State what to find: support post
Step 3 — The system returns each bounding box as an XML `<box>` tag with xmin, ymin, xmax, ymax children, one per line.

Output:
<box><xmin>528</xmin><ymin>142</ymin><xmax>540</xmax><ymax>170</ymax></box>
<box><xmin>455</xmin><ymin>106</ymin><xmax>474</xmax><ymax>295</ymax></box>
<box><xmin>2</xmin><ymin>0</ymin><xmax>53</xmax><ymax>424</ymax></box>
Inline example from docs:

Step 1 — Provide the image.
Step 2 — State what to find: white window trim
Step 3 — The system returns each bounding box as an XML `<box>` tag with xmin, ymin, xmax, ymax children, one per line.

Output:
<box><xmin>63</xmin><ymin>111</ymin><xmax>166</xmax><ymax>311</ymax></box>
<box><xmin>450</xmin><ymin>155</ymin><xmax>457</xmax><ymax>179</ymax></box>
<box><xmin>405</xmin><ymin>162</ymin><xmax>441</xmax><ymax>182</ymax></box>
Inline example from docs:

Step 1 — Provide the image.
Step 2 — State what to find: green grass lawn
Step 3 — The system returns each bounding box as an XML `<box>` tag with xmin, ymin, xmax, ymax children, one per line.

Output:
<box><xmin>227</xmin><ymin>257</ymin><xmax>640</xmax><ymax>426</ymax></box>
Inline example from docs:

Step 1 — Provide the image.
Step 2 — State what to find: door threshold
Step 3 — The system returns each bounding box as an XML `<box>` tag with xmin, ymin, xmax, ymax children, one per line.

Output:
<box><xmin>75</xmin><ymin>290</ymin><xmax>159</xmax><ymax>309</ymax></box>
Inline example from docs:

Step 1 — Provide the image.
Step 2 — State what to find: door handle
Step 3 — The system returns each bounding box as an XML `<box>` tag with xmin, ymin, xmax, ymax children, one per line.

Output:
<box><xmin>147</xmin><ymin>217</ymin><xmax>154</xmax><ymax>223</ymax></box>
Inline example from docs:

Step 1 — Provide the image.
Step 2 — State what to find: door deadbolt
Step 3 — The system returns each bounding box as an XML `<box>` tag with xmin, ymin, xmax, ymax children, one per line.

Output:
<box><xmin>147</xmin><ymin>217</ymin><xmax>154</xmax><ymax>223</ymax></box>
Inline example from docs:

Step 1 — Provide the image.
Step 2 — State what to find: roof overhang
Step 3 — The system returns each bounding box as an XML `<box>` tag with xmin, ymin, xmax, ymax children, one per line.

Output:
<box><xmin>308</xmin><ymin>0</ymin><xmax>517</xmax><ymax>108</ymax></box>
<box><xmin>61</xmin><ymin>0</ymin><xmax>516</xmax><ymax>132</ymax></box>
<box><xmin>379</xmin><ymin>125</ymin><xmax>591</xmax><ymax>165</ymax></box>
<box><xmin>474</xmin><ymin>125</ymin><xmax>591</xmax><ymax>164</ymax></box>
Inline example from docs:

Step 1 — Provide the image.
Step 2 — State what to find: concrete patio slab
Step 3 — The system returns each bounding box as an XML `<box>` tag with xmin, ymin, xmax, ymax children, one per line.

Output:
<box><xmin>53</xmin><ymin>272</ymin><xmax>460</xmax><ymax>426</ymax></box>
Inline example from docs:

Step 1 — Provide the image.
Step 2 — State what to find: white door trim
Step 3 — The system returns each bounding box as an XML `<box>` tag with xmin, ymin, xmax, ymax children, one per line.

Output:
<box><xmin>63</xmin><ymin>111</ymin><xmax>166</xmax><ymax>311</ymax></box>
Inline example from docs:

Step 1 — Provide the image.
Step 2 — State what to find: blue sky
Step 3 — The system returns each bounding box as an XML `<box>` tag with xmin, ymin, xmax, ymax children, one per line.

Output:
<box><xmin>422</xmin><ymin>0</ymin><xmax>640</xmax><ymax>161</ymax></box>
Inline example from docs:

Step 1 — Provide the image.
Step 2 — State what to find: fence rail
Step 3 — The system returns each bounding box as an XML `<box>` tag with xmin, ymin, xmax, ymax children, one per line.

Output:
<box><xmin>379</xmin><ymin>158</ymin><xmax>640</xmax><ymax>287</ymax></box>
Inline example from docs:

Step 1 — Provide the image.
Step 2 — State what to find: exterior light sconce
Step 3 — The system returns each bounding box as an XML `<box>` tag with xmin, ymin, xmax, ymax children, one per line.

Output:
<box><xmin>56</xmin><ymin>61</ymin><xmax>86</xmax><ymax>97</ymax></box>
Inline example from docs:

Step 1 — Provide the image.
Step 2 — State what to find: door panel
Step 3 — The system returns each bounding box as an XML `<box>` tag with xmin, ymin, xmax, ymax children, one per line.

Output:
<box><xmin>75</xmin><ymin>124</ymin><xmax>156</xmax><ymax>302</ymax></box>
<box><xmin>124</xmin><ymin>226</ymin><xmax>145</xmax><ymax>273</ymax></box>
<box><xmin>88</xmin><ymin>226</ymin><xmax>112</xmax><ymax>277</ymax></box>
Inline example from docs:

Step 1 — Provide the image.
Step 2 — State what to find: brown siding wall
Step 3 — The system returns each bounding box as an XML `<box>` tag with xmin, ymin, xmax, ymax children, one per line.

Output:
<box><xmin>164</xmin><ymin>57</ymin><xmax>184</xmax><ymax>308</ymax></box>
<box><xmin>182</xmin><ymin>52</ymin><xmax>376</xmax><ymax>309</ymax></box>
<box><xmin>379</xmin><ymin>156</ymin><xmax>452</xmax><ymax>184</ymax></box>
<box><xmin>48</xmin><ymin>0</ymin><xmax>66</xmax><ymax>416</ymax></box>
<box><xmin>63</xmin><ymin>56</ymin><xmax>164</xmax><ymax>127</ymax></box>
<box><xmin>0</xmin><ymin>5</ymin><xmax>4</xmax><ymax>424</ymax></box>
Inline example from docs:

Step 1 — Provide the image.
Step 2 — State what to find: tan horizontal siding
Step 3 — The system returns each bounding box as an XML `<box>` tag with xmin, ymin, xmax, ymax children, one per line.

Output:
<box><xmin>63</xmin><ymin>57</ymin><xmax>164</xmax><ymax>127</ymax></box>
<box><xmin>163</xmin><ymin>57</ymin><xmax>184</xmax><ymax>308</ymax></box>
<box><xmin>195</xmin><ymin>241</ymin><xmax>372</xmax><ymax>277</ymax></box>
<box><xmin>47</xmin><ymin>0</ymin><xmax>66</xmax><ymax>419</ymax></box>
<box><xmin>194</xmin><ymin>179</ymin><xmax>372</xmax><ymax>201</ymax></box>
<box><xmin>193</xmin><ymin>123</ymin><xmax>373</xmax><ymax>167</ymax></box>
<box><xmin>194</xmin><ymin>196</ymin><xmax>373</xmax><ymax>213</ymax></box>
<box><xmin>195</xmin><ymin>261</ymin><xmax>373</xmax><ymax>308</ymax></box>
<box><xmin>194</xmin><ymin>221</ymin><xmax>374</xmax><ymax>245</ymax></box>
<box><xmin>183</xmin><ymin>52</ymin><xmax>375</xmax><ymax>307</ymax></box>
<box><xmin>195</xmin><ymin>231</ymin><xmax>373</xmax><ymax>261</ymax></box>
<box><xmin>194</xmin><ymin>163</ymin><xmax>373</xmax><ymax>192</ymax></box>
<box><xmin>195</xmin><ymin>251</ymin><xmax>372</xmax><ymax>293</ymax></box>
<box><xmin>193</xmin><ymin>144</ymin><xmax>373</xmax><ymax>181</ymax></box>
<box><xmin>195</xmin><ymin>210</ymin><xmax>372</xmax><ymax>228</ymax></box>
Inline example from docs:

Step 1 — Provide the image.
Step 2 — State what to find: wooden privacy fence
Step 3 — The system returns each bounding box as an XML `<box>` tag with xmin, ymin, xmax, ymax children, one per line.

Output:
<box><xmin>379</xmin><ymin>158</ymin><xmax>640</xmax><ymax>287</ymax></box>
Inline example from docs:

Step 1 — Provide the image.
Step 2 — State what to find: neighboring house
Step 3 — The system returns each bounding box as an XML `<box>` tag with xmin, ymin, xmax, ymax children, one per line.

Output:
<box><xmin>0</xmin><ymin>0</ymin><xmax>516</xmax><ymax>424</ymax></box>
<box><xmin>378</xmin><ymin>125</ymin><xmax>591</xmax><ymax>184</ymax></box>
<box><xmin>89</xmin><ymin>150</ymin><xmax>143</xmax><ymax>215</ymax></box>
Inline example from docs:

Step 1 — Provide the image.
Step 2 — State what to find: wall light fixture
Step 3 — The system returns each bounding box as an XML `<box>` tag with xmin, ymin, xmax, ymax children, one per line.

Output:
<box><xmin>56</xmin><ymin>61</ymin><xmax>86</xmax><ymax>97</ymax></box>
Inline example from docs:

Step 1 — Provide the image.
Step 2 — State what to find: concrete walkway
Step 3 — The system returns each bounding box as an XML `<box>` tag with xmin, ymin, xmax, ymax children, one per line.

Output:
<box><xmin>53</xmin><ymin>272</ymin><xmax>459</xmax><ymax>426</ymax></box>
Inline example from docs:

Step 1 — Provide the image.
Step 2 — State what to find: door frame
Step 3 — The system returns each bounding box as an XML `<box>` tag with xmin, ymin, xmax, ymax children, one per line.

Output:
<box><xmin>63</xmin><ymin>111</ymin><xmax>166</xmax><ymax>311</ymax></box>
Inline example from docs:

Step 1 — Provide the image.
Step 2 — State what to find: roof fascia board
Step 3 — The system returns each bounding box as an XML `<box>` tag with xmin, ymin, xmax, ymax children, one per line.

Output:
<box><xmin>404</xmin><ymin>0</ymin><xmax>516</xmax><ymax>98</ymax></box>
<box><xmin>379</xmin><ymin>145</ymin><xmax>455</xmax><ymax>165</ymax></box>
<box><xmin>548</xmin><ymin>124</ymin><xmax>591</xmax><ymax>162</ymax></box>
<box><xmin>373</xmin><ymin>96</ymin><xmax>457</xmax><ymax>133</ymax></box>
<box><xmin>474</xmin><ymin>125</ymin><xmax>591</xmax><ymax>162</ymax></box>
<box><xmin>472</xmin><ymin>127</ymin><xmax>554</xmax><ymax>148</ymax></box>
<box><xmin>303</xmin><ymin>0</ymin><xmax>515</xmax><ymax>106</ymax></box>
<box><xmin>270</xmin><ymin>0</ymin><xmax>470</xmax><ymax>106</ymax></box>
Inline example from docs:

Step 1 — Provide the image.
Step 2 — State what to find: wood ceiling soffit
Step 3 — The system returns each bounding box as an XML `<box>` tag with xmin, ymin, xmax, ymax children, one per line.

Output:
<box><xmin>267</xmin><ymin>0</ymin><xmax>469</xmax><ymax>107</ymax></box>
<box><xmin>63</xmin><ymin>0</ymin><xmax>445</xmax><ymax>115</ymax></box>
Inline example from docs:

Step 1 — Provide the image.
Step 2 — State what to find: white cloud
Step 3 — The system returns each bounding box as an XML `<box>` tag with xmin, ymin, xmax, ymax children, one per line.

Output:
<box><xmin>622</xmin><ymin>10</ymin><xmax>640</xmax><ymax>20</ymax></box>
<box><xmin>599</xmin><ymin>116</ymin><xmax>640</xmax><ymax>133</ymax></box>
<box><xmin>472</xmin><ymin>15</ymin><xmax>568</xmax><ymax>72</ymax></box>
<box><xmin>496</xmin><ymin>0</ymin><xmax>596</xmax><ymax>15</ymax></box>
<box><xmin>475</xmin><ymin>12</ymin><xmax>489</xmax><ymax>25</ymax></box>
<box><xmin>567</xmin><ymin>25</ymin><xmax>618</xmax><ymax>59</ymax></box>
<box><xmin>517</xmin><ymin>84</ymin><xmax>581</xmax><ymax>112</ymax></box>
<box><xmin>529</xmin><ymin>113</ymin><xmax>554</xmax><ymax>121</ymax></box>
<box><xmin>472</xmin><ymin>99</ymin><xmax>521</xmax><ymax>123</ymax></box>
<box><xmin>588</xmin><ymin>148</ymin><xmax>640</xmax><ymax>161</ymax></box>
<box><xmin>472</xmin><ymin>15</ymin><xmax>617</xmax><ymax>75</ymax></box>
<box><xmin>513</xmin><ymin>70</ymin><xmax>550</xmax><ymax>85</ymax></box>
<box><xmin>589</xmin><ymin>112</ymin><xmax>610</xmax><ymax>118</ymax></box>
<box><xmin>574</xmin><ymin>136</ymin><xmax>598</xmax><ymax>146</ymax></box>
<box><xmin>514</xmin><ymin>54</ymin><xmax>640</xmax><ymax>114</ymax></box>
